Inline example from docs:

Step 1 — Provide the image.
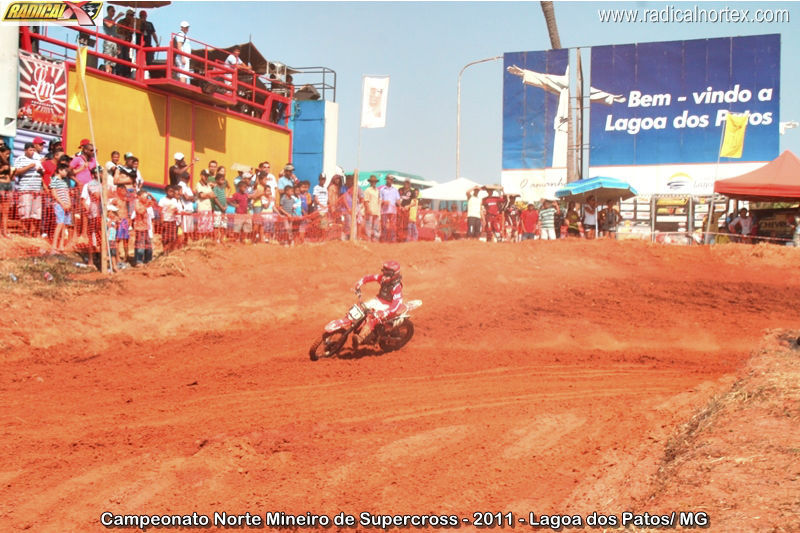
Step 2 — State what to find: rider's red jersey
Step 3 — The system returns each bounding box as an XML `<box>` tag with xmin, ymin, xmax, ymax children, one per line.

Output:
<box><xmin>358</xmin><ymin>273</ymin><xmax>403</xmax><ymax>317</ymax></box>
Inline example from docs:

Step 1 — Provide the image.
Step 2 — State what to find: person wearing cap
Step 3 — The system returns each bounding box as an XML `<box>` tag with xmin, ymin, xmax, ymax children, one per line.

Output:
<box><xmin>31</xmin><ymin>136</ymin><xmax>46</xmax><ymax>161</ymax></box>
<box><xmin>277</xmin><ymin>164</ymin><xmax>296</xmax><ymax>190</ymax></box>
<box><xmin>136</xmin><ymin>10</ymin><xmax>158</xmax><ymax>68</ymax></box>
<box><xmin>364</xmin><ymin>175</ymin><xmax>381</xmax><ymax>242</ymax></box>
<box><xmin>69</xmin><ymin>142</ymin><xmax>97</xmax><ymax>238</ymax></box>
<box><xmin>379</xmin><ymin>175</ymin><xmax>401</xmax><ymax>242</ymax></box>
<box><xmin>169</xmin><ymin>152</ymin><xmax>189</xmax><ymax>187</ymax></box>
<box><xmin>173</xmin><ymin>21</ymin><xmax>192</xmax><ymax>83</ymax></box>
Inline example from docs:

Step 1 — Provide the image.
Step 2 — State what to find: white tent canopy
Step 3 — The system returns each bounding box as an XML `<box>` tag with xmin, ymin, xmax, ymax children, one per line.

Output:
<box><xmin>419</xmin><ymin>177</ymin><xmax>482</xmax><ymax>201</ymax></box>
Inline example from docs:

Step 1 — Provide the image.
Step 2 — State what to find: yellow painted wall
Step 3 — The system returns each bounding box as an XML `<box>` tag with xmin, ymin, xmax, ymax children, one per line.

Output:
<box><xmin>66</xmin><ymin>68</ymin><xmax>291</xmax><ymax>187</ymax></box>
<box><xmin>67</xmin><ymin>69</ymin><xmax>167</xmax><ymax>184</ymax></box>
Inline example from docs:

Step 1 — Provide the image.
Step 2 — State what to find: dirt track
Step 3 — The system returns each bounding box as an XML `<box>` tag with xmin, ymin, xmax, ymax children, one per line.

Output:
<box><xmin>1</xmin><ymin>240</ymin><xmax>799</xmax><ymax>532</ymax></box>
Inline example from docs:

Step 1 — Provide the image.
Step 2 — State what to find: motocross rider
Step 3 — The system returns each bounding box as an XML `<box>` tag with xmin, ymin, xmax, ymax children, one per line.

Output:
<box><xmin>353</xmin><ymin>260</ymin><xmax>403</xmax><ymax>343</ymax></box>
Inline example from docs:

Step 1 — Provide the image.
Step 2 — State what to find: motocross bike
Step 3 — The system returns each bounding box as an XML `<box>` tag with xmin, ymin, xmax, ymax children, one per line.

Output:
<box><xmin>309</xmin><ymin>288</ymin><xmax>422</xmax><ymax>361</ymax></box>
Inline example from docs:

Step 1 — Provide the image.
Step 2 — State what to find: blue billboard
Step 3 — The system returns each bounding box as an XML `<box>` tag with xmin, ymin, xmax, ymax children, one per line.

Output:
<box><xmin>589</xmin><ymin>34</ymin><xmax>780</xmax><ymax>166</ymax></box>
<box><xmin>502</xmin><ymin>49</ymin><xmax>568</xmax><ymax>170</ymax></box>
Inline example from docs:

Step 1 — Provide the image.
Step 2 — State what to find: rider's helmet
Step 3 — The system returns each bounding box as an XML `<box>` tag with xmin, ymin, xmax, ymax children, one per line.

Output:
<box><xmin>381</xmin><ymin>260</ymin><xmax>401</xmax><ymax>281</ymax></box>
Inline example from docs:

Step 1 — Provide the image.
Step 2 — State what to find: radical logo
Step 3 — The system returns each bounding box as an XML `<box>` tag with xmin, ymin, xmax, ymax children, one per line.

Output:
<box><xmin>3</xmin><ymin>1</ymin><xmax>102</xmax><ymax>26</ymax></box>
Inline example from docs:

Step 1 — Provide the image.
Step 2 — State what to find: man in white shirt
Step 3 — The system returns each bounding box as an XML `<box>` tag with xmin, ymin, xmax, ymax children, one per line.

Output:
<box><xmin>363</xmin><ymin>175</ymin><xmax>381</xmax><ymax>241</ymax></box>
<box><xmin>14</xmin><ymin>142</ymin><xmax>44</xmax><ymax>236</ymax></box>
<box><xmin>312</xmin><ymin>173</ymin><xmax>328</xmax><ymax>216</ymax></box>
<box><xmin>224</xmin><ymin>45</ymin><xmax>252</xmax><ymax>86</ymax></box>
<box><xmin>466</xmin><ymin>187</ymin><xmax>483</xmax><ymax>238</ymax></box>
<box><xmin>177</xmin><ymin>173</ymin><xmax>195</xmax><ymax>244</ymax></box>
<box><xmin>158</xmin><ymin>186</ymin><xmax>181</xmax><ymax>253</ymax></box>
<box><xmin>173</xmin><ymin>21</ymin><xmax>192</xmax><ymax>83</ymax></box>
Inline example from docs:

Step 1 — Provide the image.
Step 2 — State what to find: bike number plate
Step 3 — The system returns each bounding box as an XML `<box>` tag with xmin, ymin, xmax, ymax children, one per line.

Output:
<box><xmin>348</xmin><ymin>305</ymin><xmax>365</xmax><ymax>321</ymax></box>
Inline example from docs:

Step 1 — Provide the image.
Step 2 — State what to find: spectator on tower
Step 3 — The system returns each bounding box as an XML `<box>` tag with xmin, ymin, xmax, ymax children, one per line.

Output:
<box><xmin>173</xmin><ymin>21</ymin><xmax>192</xmax><ymax>83</ymax></box>
<box><xmin>102</xmin><ymin>5</ymin><xmax>123</xmax><ymax>74</ymax></box>
<box><xmin>14</xmin><ymin>142</ymin><xmax>44</xmax><ymax>237</ymax></box>
<box><xmin>136</xmin><ymin>10</ymin><xmax>158</xmax><ymax>68</ymax></box>
<box><xmin>115</xmin><ymin>10</ymin><xmax>136</xmax><ymax>78</ymax></box>
<box><xmin>224</xmin><ymin>45</ymin><xmax>253</xmax><ymax>87</ymax></box>
<box><xmin>379</xmin><ymin>175</ymin><xmax>400</xmax><ymax>242</ymax></box>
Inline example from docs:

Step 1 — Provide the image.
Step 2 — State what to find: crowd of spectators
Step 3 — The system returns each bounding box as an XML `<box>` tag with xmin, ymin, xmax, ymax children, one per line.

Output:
<box><xmin>0</xmin><ymin>135</ymin><xmax>795</xmax><ymax>270</ymax></box>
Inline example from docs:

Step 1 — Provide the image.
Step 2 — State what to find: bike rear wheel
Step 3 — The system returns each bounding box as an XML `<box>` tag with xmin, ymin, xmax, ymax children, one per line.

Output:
<box><xmin>309</xmin><ymin>331</ymin><xmax>348</xmax><ymax>361</ymax></box>
<box><xmin>379</xmin><ymin>320</ymin><xmax>414</xmax><ymax>352</ymax></box>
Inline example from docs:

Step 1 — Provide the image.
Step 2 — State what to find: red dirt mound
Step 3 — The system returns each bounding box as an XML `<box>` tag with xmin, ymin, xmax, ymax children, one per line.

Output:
<box><xmin>1</xmin><ymin>239</ymin><xmax>798</xmax><ymax>532</ymax></box>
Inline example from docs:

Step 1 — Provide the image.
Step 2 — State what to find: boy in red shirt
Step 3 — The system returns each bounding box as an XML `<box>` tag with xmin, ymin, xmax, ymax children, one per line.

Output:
<box><xmin>520</xmin><ymin>203</ymin><xmax>539</xmax><ymax>240</ymax></box>
<box><xmin>228</xmin><ymin>180</ymin><xmax>252</xmax><ymax>243</ymax></box>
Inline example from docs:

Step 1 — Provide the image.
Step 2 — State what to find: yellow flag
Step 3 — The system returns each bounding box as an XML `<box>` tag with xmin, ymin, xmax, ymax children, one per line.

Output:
<box><xmin>719</xmin><ymin>112</ymin><xmax>748</xmax><ymax>158</ymax></box>
<box><xmin>68</xmin><ymin>46</ymin><xmax>88</xmax><ymax>113</ymax></box>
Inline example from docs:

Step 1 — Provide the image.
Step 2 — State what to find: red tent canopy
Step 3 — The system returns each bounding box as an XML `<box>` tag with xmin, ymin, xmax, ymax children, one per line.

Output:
<box><xmin>714</xmin><ymin>150</ymin><xmax>800</xmax><ymax>200</ymax></box>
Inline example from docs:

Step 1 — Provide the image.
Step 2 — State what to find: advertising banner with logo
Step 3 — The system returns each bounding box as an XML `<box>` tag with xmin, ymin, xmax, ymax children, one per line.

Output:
<box><xmin>18</xmin><ymin>50</ymin><xmax>67</xmax><ymax>136</ymax></box>
<box><xmin>588</xmin><ymin>34</ymin><xmax>780</xmax><ymax>196</ymax></box>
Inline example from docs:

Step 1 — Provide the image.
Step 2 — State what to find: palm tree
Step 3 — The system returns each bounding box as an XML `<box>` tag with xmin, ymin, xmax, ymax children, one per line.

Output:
<box><xmin>540</xmin><ymin>1</ymin><xmax>562</xmax><ymax>49</ymax></box>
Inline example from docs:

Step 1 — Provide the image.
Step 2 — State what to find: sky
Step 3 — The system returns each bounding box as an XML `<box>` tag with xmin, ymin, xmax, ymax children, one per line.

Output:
<box><xmin>51</xmin><ymin>1</ymin><xmax>800</xmax><ymax>184</ymax></box>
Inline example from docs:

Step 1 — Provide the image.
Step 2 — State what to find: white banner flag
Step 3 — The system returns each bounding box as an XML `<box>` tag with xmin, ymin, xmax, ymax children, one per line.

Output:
<box><xmin>360</xmin><ymin>76</ymin><xmax>389</xmax><ymax>128</ymax></box>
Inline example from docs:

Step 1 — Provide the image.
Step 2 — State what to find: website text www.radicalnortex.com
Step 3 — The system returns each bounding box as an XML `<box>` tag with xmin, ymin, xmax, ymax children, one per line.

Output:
<box><xmin>598</xmin><ymin>5</ymin><xmax>790</xmax><ymax>24</ymax></box>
